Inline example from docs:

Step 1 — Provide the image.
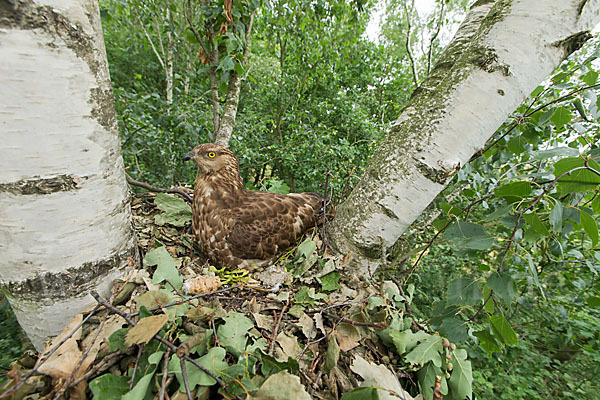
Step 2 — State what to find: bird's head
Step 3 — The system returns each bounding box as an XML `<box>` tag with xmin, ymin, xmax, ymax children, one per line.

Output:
<box><xmin>183</xmin><ymin>143</ymin><xmax>238</xmax><ymax>174</ymax></box>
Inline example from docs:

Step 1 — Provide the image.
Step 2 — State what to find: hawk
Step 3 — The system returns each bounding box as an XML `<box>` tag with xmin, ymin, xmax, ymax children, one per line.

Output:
<box><xmin>184</xmin><ymin>143</ymin><xmax>326</xmax><ymax>269</ymax></box>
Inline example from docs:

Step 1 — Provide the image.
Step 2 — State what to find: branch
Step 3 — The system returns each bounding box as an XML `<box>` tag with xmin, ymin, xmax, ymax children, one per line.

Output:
<box><xmin>125</xmin><ymin>173</ymin><xmax>193</xmax><ymax>203</ymax></box>
<box><xmin>426</xmin><ymin>0</ymin><xmax>445</xmax><ymax>74</ymax></box>
<box><xmin>403</xmin><ymin>0</ymin><xmax>418</xmax><ymax>86</ymax></box>
<box><xmin>0</xmin><ymin>306</ymin><xmax>101</xmax><ymax>399</ymax></box>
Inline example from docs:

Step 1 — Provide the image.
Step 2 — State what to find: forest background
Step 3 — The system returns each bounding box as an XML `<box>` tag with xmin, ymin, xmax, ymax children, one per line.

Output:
<box><xmin>2</xmin><ymin>0</ymin><xmax>600</xmax><ymax>399</ymax></box>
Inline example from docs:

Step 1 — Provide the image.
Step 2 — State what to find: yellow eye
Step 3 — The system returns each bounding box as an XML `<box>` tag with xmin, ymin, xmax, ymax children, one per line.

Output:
<box><xmin>208</xmin><ymin>152</ymin><xmax>216</xmax><ymax>158</ymax></box>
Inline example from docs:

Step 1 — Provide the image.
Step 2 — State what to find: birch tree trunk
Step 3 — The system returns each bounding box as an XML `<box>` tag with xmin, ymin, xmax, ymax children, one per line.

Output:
<box><xmin>213</xmin><ymin>12</ymin><xmax>255</xmax><ymax>147</ymax></box>
<box><xmin>0</xmin><ymin>0</ymin><xmax>138</xmax><ymax>350</ymax></box>
<box><xmin>327</xmin><ymin>0</ymin><xmax>600</xmax><ymax>275</ymax></box>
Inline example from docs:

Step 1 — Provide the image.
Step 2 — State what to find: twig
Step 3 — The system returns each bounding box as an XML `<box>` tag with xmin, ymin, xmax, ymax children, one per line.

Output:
<box><xmin>473</xmin><ymin>83</ymin><xmax>600</xmax><ymax>160</ymax></box>
<box><xmin>426</xmin><ymin>0</ymin><xmax>445</xmax><ymax>74</ymax></box>
<box><xmin>126</xmin><ymin>173</ymin><xmax>193</xmax><ymax>203</ymax></box>
<box><xmin>322</xmin><ymin>312</ymin><xmax>387</xmax><ymax>329</ymax></box>
<box><xmin>267</xmin><ymin>303</ymin><xmax>288</xmax><ymax>355</ymax></box>
<box><xmin>128</xmin><ymin>284</ymin><xmax>242</xmax><ymax>318</ymax></box>
<box><xmin>58</xmin><ymin>314</ymin><xmax>108</xmax><ymax>398</ymax></box>
<box><xmin>498</xmin><ymin>165</ymin><xmax>598</xmax><ymax>269</ymax></box>
<box><xmin>130</xmin><ymin>344</ymin><xmax>145</xmax><ymax>390</ymax></box>
<box><xmin>158</xmin><ymin>351</ymin><xmax>172</xmax><ymax>400</ymax></box>
<box><xmin>401</xmin><ymin>195</ymin><xmax>492</xmax><ymax>283</ymax></box>
<box><xmin>0</xmin><ymin>305</ymin><xmax>100</xmax><ymax>399</ymax></box>
<box><xmin>69</xmin><ymin>350</ymin><xmax>127</xmax><ymax>387</ymax></box>
<box><xmin>180</xmin><ymin>357</ymin><xmax>193</xmax><ymax>400</ymax></box>
<box><xmin>90</xmin><ymin>291</ymin><xmax>243</xmax><ymax>400</ymax></box>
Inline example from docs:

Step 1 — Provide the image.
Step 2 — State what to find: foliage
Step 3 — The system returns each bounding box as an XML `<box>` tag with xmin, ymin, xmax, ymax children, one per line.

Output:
<box><xmin>0</xmin><ymin>295</ymin><xmax>21</xmax><ymax>383</ymax></box>
<box><xmin>396</xmin><ymin>37</ymin><xmax>600</xmax><ymax>399</ymax></box>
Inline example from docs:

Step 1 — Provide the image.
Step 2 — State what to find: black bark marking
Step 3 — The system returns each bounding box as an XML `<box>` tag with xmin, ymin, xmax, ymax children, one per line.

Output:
<box><xmin>1</xmin><ymin>243</ymin><xmax>138</xmax><ymax>301</ymax></box>
<box><xmin>0</xmin><ymin>175</ymin><xmax>82</xmax><ymax>195</ymax></box>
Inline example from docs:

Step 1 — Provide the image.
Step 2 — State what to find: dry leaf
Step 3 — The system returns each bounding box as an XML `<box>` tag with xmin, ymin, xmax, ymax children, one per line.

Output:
<box><xmin>252</xmin><ymin>312</ymin><xmax>274</xmax><ymax>330</ymax></box>
<box><xmin>125</xmin><ymin>314</ymin><xmax>169</xmax><ymax>347</ymax></box>
<box><xmin>350</xmin><ymin>355</ymin><xmax>415</xmax><ymax>400</ymax></box>
<box><xmin>335</xmin><ymin>323</ymin><xmax>361</xmax><ymax>352</ymax></box>
<box><xmin>275</xmin><ymin>331</ymin><xmax>302</xmax><ymax>360</ymax></box>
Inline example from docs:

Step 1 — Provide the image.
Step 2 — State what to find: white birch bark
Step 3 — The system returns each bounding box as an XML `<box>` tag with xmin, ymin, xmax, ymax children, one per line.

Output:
<box><xmin>0</xmin><ymin>0</ymin><xmax>138</xmax><ymax>349</ymax></box>
<box><xmin>327</xmin><ymin>0</ymin><xmax>600</xmax><ymax>275</ymax></box>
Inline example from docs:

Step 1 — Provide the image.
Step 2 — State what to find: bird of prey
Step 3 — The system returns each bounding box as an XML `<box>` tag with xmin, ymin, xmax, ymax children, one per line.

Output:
<box><xmin>184</xmin><ymin>143</ymin><xmax>326</xmax><ymax>269</ymax></box>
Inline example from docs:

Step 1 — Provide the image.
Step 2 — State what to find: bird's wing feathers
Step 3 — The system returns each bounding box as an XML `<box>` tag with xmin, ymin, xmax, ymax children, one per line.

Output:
<box><xmin>225</xmin><ymin>192</ymin><xmax>321</xmax><ymax>260</ymax></box>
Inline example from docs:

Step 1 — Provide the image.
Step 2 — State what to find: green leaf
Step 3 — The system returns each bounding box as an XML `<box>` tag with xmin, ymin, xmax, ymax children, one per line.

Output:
<box><xmin>447</xmin><ymin>278</ymin><xmax>482</xmax><ymax>306</ymax></box>
<box><xmin>260</xmin><ymin>352</ymin><xmax>300</xmax><ymax>376</ymax></box>
<box><xmin>145</xmin><ymin>246</ymin><xmax>183</xmax><ymax>290</ymax></box>
<box><xmin>154</xmin><ymin>193</ymin><xmax>192</xmax><ymax>227</ymax></box>
<box><xmin>405</xmin><ymin>335</ymin><xmax>443</xmax><ymax>367</ymax></box>
<box><xmin>266</xmin><ymin>179</ymin><xmax>290</xmax><ymax>194</ymax></box>
<box><xmin>216</xmin><ymin>311</ymin><xmax>253</xmax><ymax>357</ymax></box>
<box><xmin>319</xmin><ymin>271</ymin><xmax>341</xmax><ymax>292</ymax></box>
<box><xmin>341</xmin><ymin>387</ymin><xmax>380</xmax><ymax>400</ymax></box>
<box><xmin>507</xmin><ymin>135</ymin><xmax>526</xmax><ymax>154</ymax></box>
<box><xmin>527</xmin><ymin>255</ymin><xmax>544</xmax><ymax>298</ymax></box>
<box><xmin>324</xmin><ymin>335</ymin><xmax>340</xmax><ymax>373</ymax></box>
<box><xmin>448</xmin><ymin>349</ymin><xmax>473</xmax><ymax>400</ymax></box>
<box><xmin>439</xmin><ymin>318</ymin><xmax>468</xmax><ymax>343</ymax></box>
<box><xmin>169</xmin><ymin>347</ymin><xmax>228</xmax><ymax>389</ymax></box>
<box><xmin>387</xmin><ymin>329</ymin><xmax>430</xmax><ymax>355</ymax></box>
<box><xmin>417</xmin><ymin>362</ymin><xmax>445</xmax><ymax>400</ymax></box>
<box><xmin>494</xmin><ymin>181</ymin><xmax>532</xmax><ymax>203</ymax></box>
<box><xmin>445</xmin><ymin>222</ymin><xmax>494</xmax><ymax>250</ymax></box>
<box><xmin>489</xmin><ymin>315</ymin><xmax>518</xmax><ymax>346</ymax></box>
<box><xmin>107</xmin><ymin>328</ymin><xmax>128</xmax><ymax>352</ymax></box>
<box><xmin>586</xmin><ymin>296</ymin><xmax>600</xmax><ymax>307</ymax></box>
<box><xmin>523</xmin><ymin>212</ymin><xmax>550</xmax><ymax>236</ymax></box>
<box><xmin>573</xmin><ymin>98</ymin><xmax>588</xmax><ymax>120</ymax></box>
<box><xmin>550</xmin><ymin>106</ymin><xmax>572</xmax><ymax>129</ymax></box>
<box><xmin>296</xmin><ymin>238</ymin><xmax>316</xmax><ymax>258</ymax></box>
<box><xmin>550</xmin><ymin>202</ymin><xmax>564</xmax><ymax>231</ymax></box>
<box><xmin>254</xmin><ymin>370</ymin><xmax>312</xmax><ymax>400</ymax></box>
<box><xmin>219</xmin><ymin>55</ymin><xmax>235</xmax><ymax>71</ymax></box>
<box><xmin>553</xmin><ymin>157</ymin><xmax>600</xmax><ymax>193</ymax></box>
<box><xmin>486</xmin><ymin>273</ymin><xmax>516</xmax><ymax>304</ymax></box>
<box><xmin>89</xmin><ymin>374</ymin><xmax>129</xmax><ymax>400</ymax></box>
<box><xmin>582</xmin><ymin>69</ymin><xmax>598</xmax><ymax>85</ymax></box>
<box><xmin>532</xmin><ymin>147</ymin><xmax>579</xmax><ymax>161</ymax></box>
<box><xmin>579</xmin><ymin>209</ymin><xmax>599</xmax><ymax>246</ymax></box>
<box><xmin>473</xmin><ymin>330</ymin><xmax>501</xmax><ymax>355</ymax></box>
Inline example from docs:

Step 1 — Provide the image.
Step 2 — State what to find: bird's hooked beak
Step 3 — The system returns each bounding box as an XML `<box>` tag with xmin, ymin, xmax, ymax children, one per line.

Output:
<box><xmin>183</xmin><ymin>150</ymin><xmax>195</xmax><ymax>161</ymax></box>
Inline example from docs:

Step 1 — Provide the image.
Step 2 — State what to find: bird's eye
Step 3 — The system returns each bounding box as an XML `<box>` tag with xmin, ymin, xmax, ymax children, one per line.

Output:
<box><xmin>208</xmin><ymin>152</ymin><xmax>216</xmax><ymax>158</ymax></box>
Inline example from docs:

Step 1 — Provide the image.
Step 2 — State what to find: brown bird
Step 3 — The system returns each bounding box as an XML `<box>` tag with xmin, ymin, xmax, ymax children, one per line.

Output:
<box><xmin>184</xmin><ymin>143</ymin><xmax>325</xmax><ymax>269</ymax></box>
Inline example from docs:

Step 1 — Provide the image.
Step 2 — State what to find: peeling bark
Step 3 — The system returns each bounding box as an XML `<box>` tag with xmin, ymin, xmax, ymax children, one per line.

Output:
<box><xmin>326</xmin><ymin>0</ymin><xmax>600</xmax><ymax>275</ymax></box>
<box><xmin>0</xmin><ymin>0</ymin><xmax>138</xmax><ymax>349</ymax></box>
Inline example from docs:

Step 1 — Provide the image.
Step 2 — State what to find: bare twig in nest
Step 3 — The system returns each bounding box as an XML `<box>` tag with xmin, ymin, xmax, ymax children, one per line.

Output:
<box><xmin>130</xmin><ymin>344</ymin><xmax>145</xmax><ymax>390</ymax></box>
<box><xmin>0</xmin><ymin>305</ymin><xmax>101</xmax><ymax>399</ymax></box>
<box><xmin>158</xmin><ymin>349</ymin><xmax>171</xmax><ymax>400</ymax></box>
<box><xmin>90</xmin><ymin>291</ymin><xmax>243</xmax><ymax>400</ymax></box>
<box><xmin>322</xmin><ymin>312</ymin><xmax>388</xmax><ymax>329</ymax></box>
<box><xmin>128</xmin><ymin>284</ymin><xmax>242</xmax><ymax>318</ymax></box>
<box><xmin>126</xmin><ymin>173</ymin><xmax>193</xmax><ymax>203</ymax></box>
<box><xmin>180</xmin><ymin>357</ymin><xmax>193</xmax><ymax>400</ymax></box>
<box><xmin>267</xmin><ymin>303</ymin><xmax>288</xmax><ymax>356</ymax></box>
<box><xmin>69</xmin><ymin>350</ymin><xmax>127</xmax><ymax>388</ymax></box>
<box><xmin>57</xmin><ymin>313</ymin><xmax>108</xmax><ymax>398</ymax></box>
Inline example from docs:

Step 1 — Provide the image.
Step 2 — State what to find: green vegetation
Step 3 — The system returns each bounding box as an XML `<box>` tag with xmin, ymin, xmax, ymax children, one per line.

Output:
<box><xmin>101</xmin><ymin>0</ymin><xmax>600</xmax><ymax>398</ymax></box>
<box><xmin>2</xmin><ymin>1</ymin><xmax>599</xmax><ymax>398</ymax></box>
